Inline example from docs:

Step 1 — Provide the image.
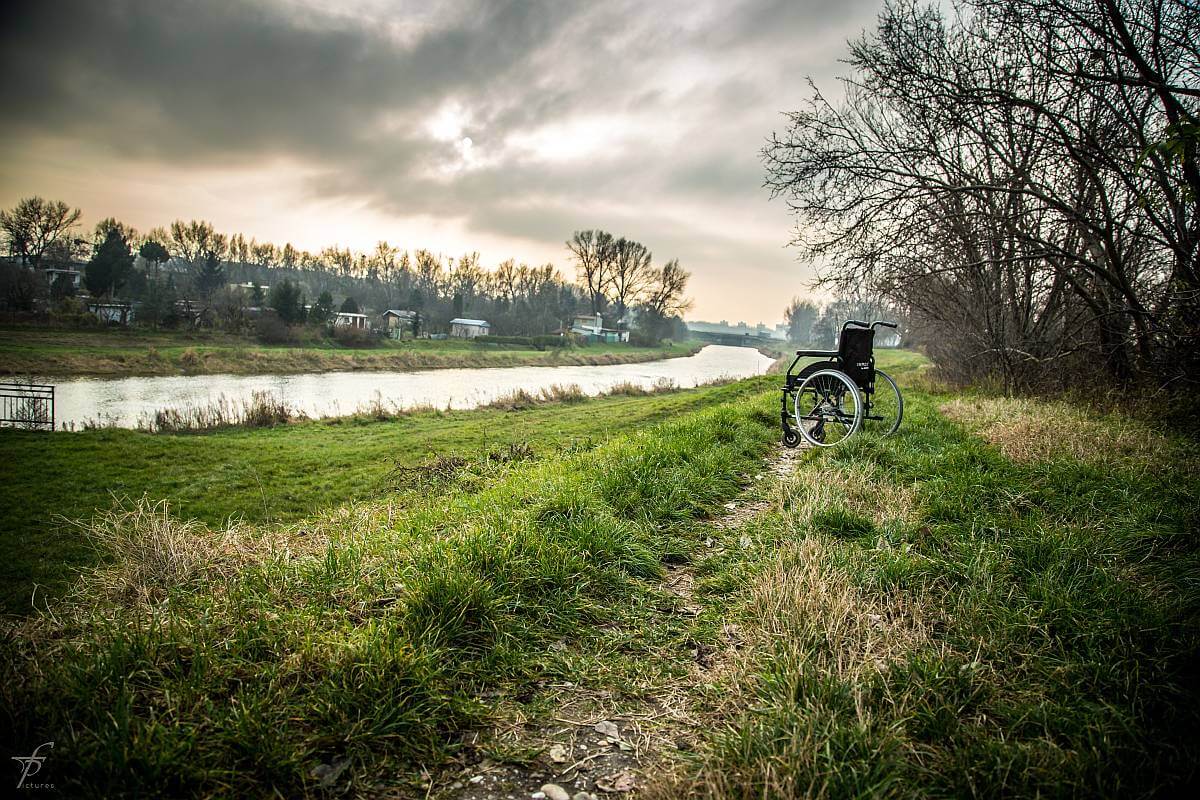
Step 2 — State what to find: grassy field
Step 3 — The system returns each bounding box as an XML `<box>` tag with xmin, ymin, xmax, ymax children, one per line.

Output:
<box><xmin>0</xmin><ymin>379</ymin><xmax>764</xmax><ymax>614</ymax></box>
<box><xmin>0</xmin><ymin>326</ymin><xmax>702</xmax><ymax>377</ymax></box>
<box><xmin>2</xmin><ymin>350</ymin><xmax>1196</xmax><ymax>797</ymax></box>
<box><xmin>658</xmin><ymin>377</ymin><xmax>1199</xmax><ymax>797</ymax></box>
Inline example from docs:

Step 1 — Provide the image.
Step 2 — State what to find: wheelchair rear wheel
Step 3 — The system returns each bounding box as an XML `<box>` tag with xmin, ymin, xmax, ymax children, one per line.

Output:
<box><xmin>863</xmin><ymin>369</ymin><xmax>903</xmax><ymax>436</ymax></box>
<box><xmin>793</xmin><ymin>368</ymin><xmax>863</xmax><ymax>447</ymax></box>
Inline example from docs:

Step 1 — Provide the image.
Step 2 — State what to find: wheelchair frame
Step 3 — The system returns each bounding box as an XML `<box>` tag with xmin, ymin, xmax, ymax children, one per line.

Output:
<box><xmin>780</xmin><ymin>319</ymin><xmax>903</xmax><ymax>447</ymax></box>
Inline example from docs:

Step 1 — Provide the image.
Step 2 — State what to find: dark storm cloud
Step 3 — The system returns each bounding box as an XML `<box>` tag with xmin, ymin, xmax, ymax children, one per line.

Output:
<box><xmin>0</xmin><ymin>0</ymin><xmax>881</xmax><ymax>252</ymax></box>
<box><xmin>0</xmin><ymin>0</ymin><xmax>577</xmax><ymax>161</ymax></box>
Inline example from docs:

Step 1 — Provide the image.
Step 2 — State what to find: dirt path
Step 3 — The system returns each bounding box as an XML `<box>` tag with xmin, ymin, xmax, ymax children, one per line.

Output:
<box><xmin>437</xmin><ymin>444</ymin><xmax>803</xmax><ymax>799</ymax></box>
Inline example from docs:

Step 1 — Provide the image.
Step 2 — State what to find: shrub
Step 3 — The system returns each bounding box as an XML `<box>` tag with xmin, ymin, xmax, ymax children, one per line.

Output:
<box><xmin>628</xmin><ymin>331</ymin><xmax>660</xmax><ymax>347</ymax></box>
<box><xmin>49</xmin><ymin>297</ymin><xmax>98</xmax><ymax>328</ymax></box>
<box><xmin>178</xmin><ymin>348</ymin><xmax>202</xmax><ymax>372</ymax></box>
<box><xmin>332</xmin><ymin>325</ymin><xmax>376</xmax><ymax>348</ymax></box>
<box><xmin>255</xmin><ymin>311</ymin><xmax>295</xmax><ymax>345</ymax></box>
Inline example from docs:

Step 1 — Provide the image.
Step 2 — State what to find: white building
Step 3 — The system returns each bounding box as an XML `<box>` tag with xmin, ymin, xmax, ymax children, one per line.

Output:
<box><xmin>449</xmin><ymin>318</ymin><xmax>490</xmax><ymax>338</ymax></box>
<box><xmin>334</xmin><ymin>312</ymin><xmax>369</xmax><ymax>330</ymax></box>
<box><xmin>89</xmin><ymin>301</ymin><xmax>134</xmax><ymax>325</ymax></box>
<box><xmin>45</xmin><ymin>267</ymin><xmax>82</xmax><ymax>289</ymax></box>
<box><xmin>570</xmin><ymin>313</ymin><xmax>629</xmax><ymax>343</ymax></box>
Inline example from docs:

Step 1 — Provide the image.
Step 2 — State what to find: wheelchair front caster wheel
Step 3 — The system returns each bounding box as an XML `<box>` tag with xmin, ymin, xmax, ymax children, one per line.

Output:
<box><xmin>782</xmin><ymin>430</ymin><xmax>801</xmax><ymax>448</ymax></box>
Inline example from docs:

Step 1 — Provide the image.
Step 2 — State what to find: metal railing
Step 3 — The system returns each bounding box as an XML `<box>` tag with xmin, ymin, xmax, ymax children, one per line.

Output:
<box><xmin>0</xmin><ymin>382</ymin><xmax>55</xmax><ymax>430</ymax></box>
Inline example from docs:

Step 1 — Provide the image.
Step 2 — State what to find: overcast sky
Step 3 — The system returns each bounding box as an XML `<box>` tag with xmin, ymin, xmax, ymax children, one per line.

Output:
<box><xmin>0</xmin><ymin>0</ymin><xmax>880</xmax><ymax>323</ymax></box>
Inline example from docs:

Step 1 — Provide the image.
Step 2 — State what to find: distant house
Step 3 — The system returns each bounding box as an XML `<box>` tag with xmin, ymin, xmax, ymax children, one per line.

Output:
<box><xmin>334</xmin><ymin>312</ymin><xmax>369</xmax><ymax>330</ymax></box>
<box><xmin>89</xmin><ymin>301</ymin><xmax>134</xmax><ymax>325</ymax></box>
<box><xmin>174</xmin><ymin>299</ymin><xmax>206</xmax><ymax>327</ymax></box>
<box><xmin>449</xmin><ymin>318</ymin><xmax>490</xmax><ymax>338</ymax></box>
<box><xmin>45</xmin><ymin>267</ymin><xmax>82</xmax><ymax>289</ymax></box>
<box><xmin>381</xmin><ymin>309</ymin><xmax>417</xmax><ymax>338</ymax></box>
<box><xmin>570</xmin><ymin>313</ymin><xmax>629</xmax><ymax>343</ymax></box>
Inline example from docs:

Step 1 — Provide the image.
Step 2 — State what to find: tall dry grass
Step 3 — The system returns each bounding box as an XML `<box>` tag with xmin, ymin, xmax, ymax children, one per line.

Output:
<box><xmin>74</xmin><ymin>498</ymin><xmax>326</xmax><ymax>607</ymax></box>
<box><xmin>940</xmin><ymin>396</ymin><xmax>1186</xmax><ymax>475</ymax></box>
<box><xmin>140</xmin><ymin>390</ymin><xmax>299</xmax><ymax>432</ymax></box>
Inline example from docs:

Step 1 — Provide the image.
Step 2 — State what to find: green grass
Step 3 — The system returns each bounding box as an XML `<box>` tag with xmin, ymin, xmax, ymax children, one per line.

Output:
<box><xmin>1</xmin><ymin>382</ymin><xmax>777</xmax><ymax>797</ymax></box>
<box><xmin>0</xmin><ymin>380</ymin><xmax>765</xmax><ymax>614</ymax></box>
<box><xmin>2</xmin><ymin>348</ymin><xmax>1196</xmax><ymax>797</ymax></box>
<box><xmin>667</xmin><ymin>365</ymin><xmax>1200</xmax><ymax>798</ymax></box>
<box><xmin>0</xmin><ymin>326</ymin><xmax>700</xmax><ymax>377</ymax></box>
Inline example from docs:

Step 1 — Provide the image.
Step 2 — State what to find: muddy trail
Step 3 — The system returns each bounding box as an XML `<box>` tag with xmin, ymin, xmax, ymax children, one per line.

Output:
<box><xmin>437</xmin><ymin>444</ymin><xmax>805</xmax><ymax>799</ymax></box>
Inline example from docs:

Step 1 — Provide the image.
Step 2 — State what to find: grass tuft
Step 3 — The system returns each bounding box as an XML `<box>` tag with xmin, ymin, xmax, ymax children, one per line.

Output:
<box><xmin>75</xmin><ymin>497</ymin><xmax>326</xmax><ymax>607</ymax></box>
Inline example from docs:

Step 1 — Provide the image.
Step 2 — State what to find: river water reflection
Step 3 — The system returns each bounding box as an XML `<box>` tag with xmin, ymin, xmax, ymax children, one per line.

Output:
<box><xmin>38</xmin><ymin>344</ymin><xmax>775</xmax><ymax>429</ymax></box>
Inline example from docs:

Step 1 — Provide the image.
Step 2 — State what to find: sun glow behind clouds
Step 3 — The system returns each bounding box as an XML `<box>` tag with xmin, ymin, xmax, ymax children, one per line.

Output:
<box><xmin>506</xmin><ymin>117</ymin><xmax>618</xmax><ymax>163</ymax></box>
<box><xmin>504</xmin><ymin>114</ymin><xmax>670</xmax><ymax>164</ymax></box>
<box><xmin>423</xmin><ymin>102</ymin><xmax>656</xmax><ymax>172</ymax></box>
<box><xmin>421</xmin><ymin>101</ymin><xmax>484</xmax><ymax>174</ymax></box>
<box><xmin>426</xmin><ymin>100</ymin><xmax>468</xmax><ymax>142</ymax></box>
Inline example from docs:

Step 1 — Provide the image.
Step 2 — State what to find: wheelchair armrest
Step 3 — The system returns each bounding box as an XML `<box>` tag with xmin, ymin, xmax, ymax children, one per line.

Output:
<box><xmin>795</xmin><ymin>349</ymin><xmax>837</xmax><ymax>357</ymax></box>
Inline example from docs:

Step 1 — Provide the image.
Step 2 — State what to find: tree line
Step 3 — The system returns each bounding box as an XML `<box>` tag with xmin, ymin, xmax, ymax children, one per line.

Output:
<box><xmin>0</xmin><ymin>199</ymin><xmax>691</xmax><ymax>342</ymax></box>
<box><xmin>765</xmin><ymin>0</ymin><xmax>1198</xmax><ymax>392</ymax></box>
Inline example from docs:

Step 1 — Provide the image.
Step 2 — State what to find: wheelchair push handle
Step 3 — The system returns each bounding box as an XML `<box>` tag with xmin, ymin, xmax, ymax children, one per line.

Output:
<box><xmin>841</xmin><ymin>319</ymin><xmax>899</xmax><ymax>331</ymax></box>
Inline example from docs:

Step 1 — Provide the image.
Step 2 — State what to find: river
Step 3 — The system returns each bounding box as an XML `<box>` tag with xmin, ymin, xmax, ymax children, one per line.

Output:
<box><xmin>39</xmin><ymin>344</ymin><xmax>775</xmax><ymax>430</ymax></box>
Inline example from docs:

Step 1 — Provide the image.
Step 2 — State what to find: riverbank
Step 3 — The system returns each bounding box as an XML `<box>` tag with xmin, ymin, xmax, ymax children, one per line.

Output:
<box><xmin>0</xmin><ymin>327</ymin><xmax>702</xmax><ymax>378</ymax></box>
<box><xmin>4</xmin><ymin>352</ymin><xmax>1195</xmax><ymax>796</ymax></box>
<box><xmin>0</xmin><ymin>377</ymin><xmax>770</xmax><ymax>614</ymax></box>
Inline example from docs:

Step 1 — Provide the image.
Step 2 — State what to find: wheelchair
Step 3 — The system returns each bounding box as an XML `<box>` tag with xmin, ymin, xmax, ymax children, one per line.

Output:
<box><xmin>781</xmin><ymin>320</ymin><xmax>904</xmax><ymax>447</ymax></box>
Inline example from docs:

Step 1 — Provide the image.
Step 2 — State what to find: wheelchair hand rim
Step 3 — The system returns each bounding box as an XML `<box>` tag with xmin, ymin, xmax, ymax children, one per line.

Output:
<box><xmin>792</xmin><ymin>368</ymin><xmax>863</xmax><ymax>447</ymax></box>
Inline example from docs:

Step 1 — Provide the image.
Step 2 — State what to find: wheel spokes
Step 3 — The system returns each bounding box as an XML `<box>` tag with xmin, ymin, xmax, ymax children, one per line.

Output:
<box><xmin>793</xmin><ymin>370</ymin><xmax>863</xmax><ymax>446</ymax></box>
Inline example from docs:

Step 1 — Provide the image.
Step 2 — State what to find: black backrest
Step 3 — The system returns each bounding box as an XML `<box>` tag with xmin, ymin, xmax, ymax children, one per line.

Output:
<box><xmin>837</xmin><ymin>327</ymin><xmax>875</xmax><ymax>389</ymax></box>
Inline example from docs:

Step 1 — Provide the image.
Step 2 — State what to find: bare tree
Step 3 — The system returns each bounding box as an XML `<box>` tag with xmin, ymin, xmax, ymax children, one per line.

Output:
<box><xmin>609</xmin><ymin>237</ymin><xmax>653</xmax><ymax>325</ymax></box>
<box><xmin>635</xmin><ymin>258</ymin><xmax>692</xmax><ymax>342</ymax></box>
<box><xmin>414</xmin><ymin>249</ymin><xmax>444</xmax><ymax>297</ymax></box>
<box><xmin>0</xmin><ymin>196</ymin><xmax>82</xmax><ymax>268</ymax></box>
<box><xmin>251</xmin><ymin>240</ymin><xmax>277</xmax><ymax>270</ymax></box>
<box><xmin>321</xmin><ymin>246</ymin><xmax>354</xmax><ymax>277</ymax></box>
<box><xmin>229</xmin><ymin>233</ymin><xmax>250</xmax><ymax>265</ymax></box>
<box><xmin>369</xmin><ymin>241</ymin><xmax>398</xmax><ymax>284</ymax></box>
<box><xmin>92</xmin><ymin>217</ymin><xmax>138</xmax><ymax>250</ymax></box>
<box><xmin>764</xmin><ymin>0</ymin><xmax>1199</xmax><ymax>389</ymax></box>
<box><xmin>280</xmin><ymin>243</ymin><xmax>299</xmax><ymax>270</ymax></box>
<box><xmin>170</xmin><ymin>220</ymin><xmax>228</xmax><ymax>265</ymax></box>
<box><xmin>493</xmin><ymin>259</ymin><xmax>519</xmax><ymax>304</ymax></box>
<box><xmin>567</xmin><ymin>229</ymin><xmax>616</xmax><ymax>314</ymax></box>
<box><xmin>643</xmin><ymin>258</ymin><xmax>692</xmax><ymax>317</ymax></box>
